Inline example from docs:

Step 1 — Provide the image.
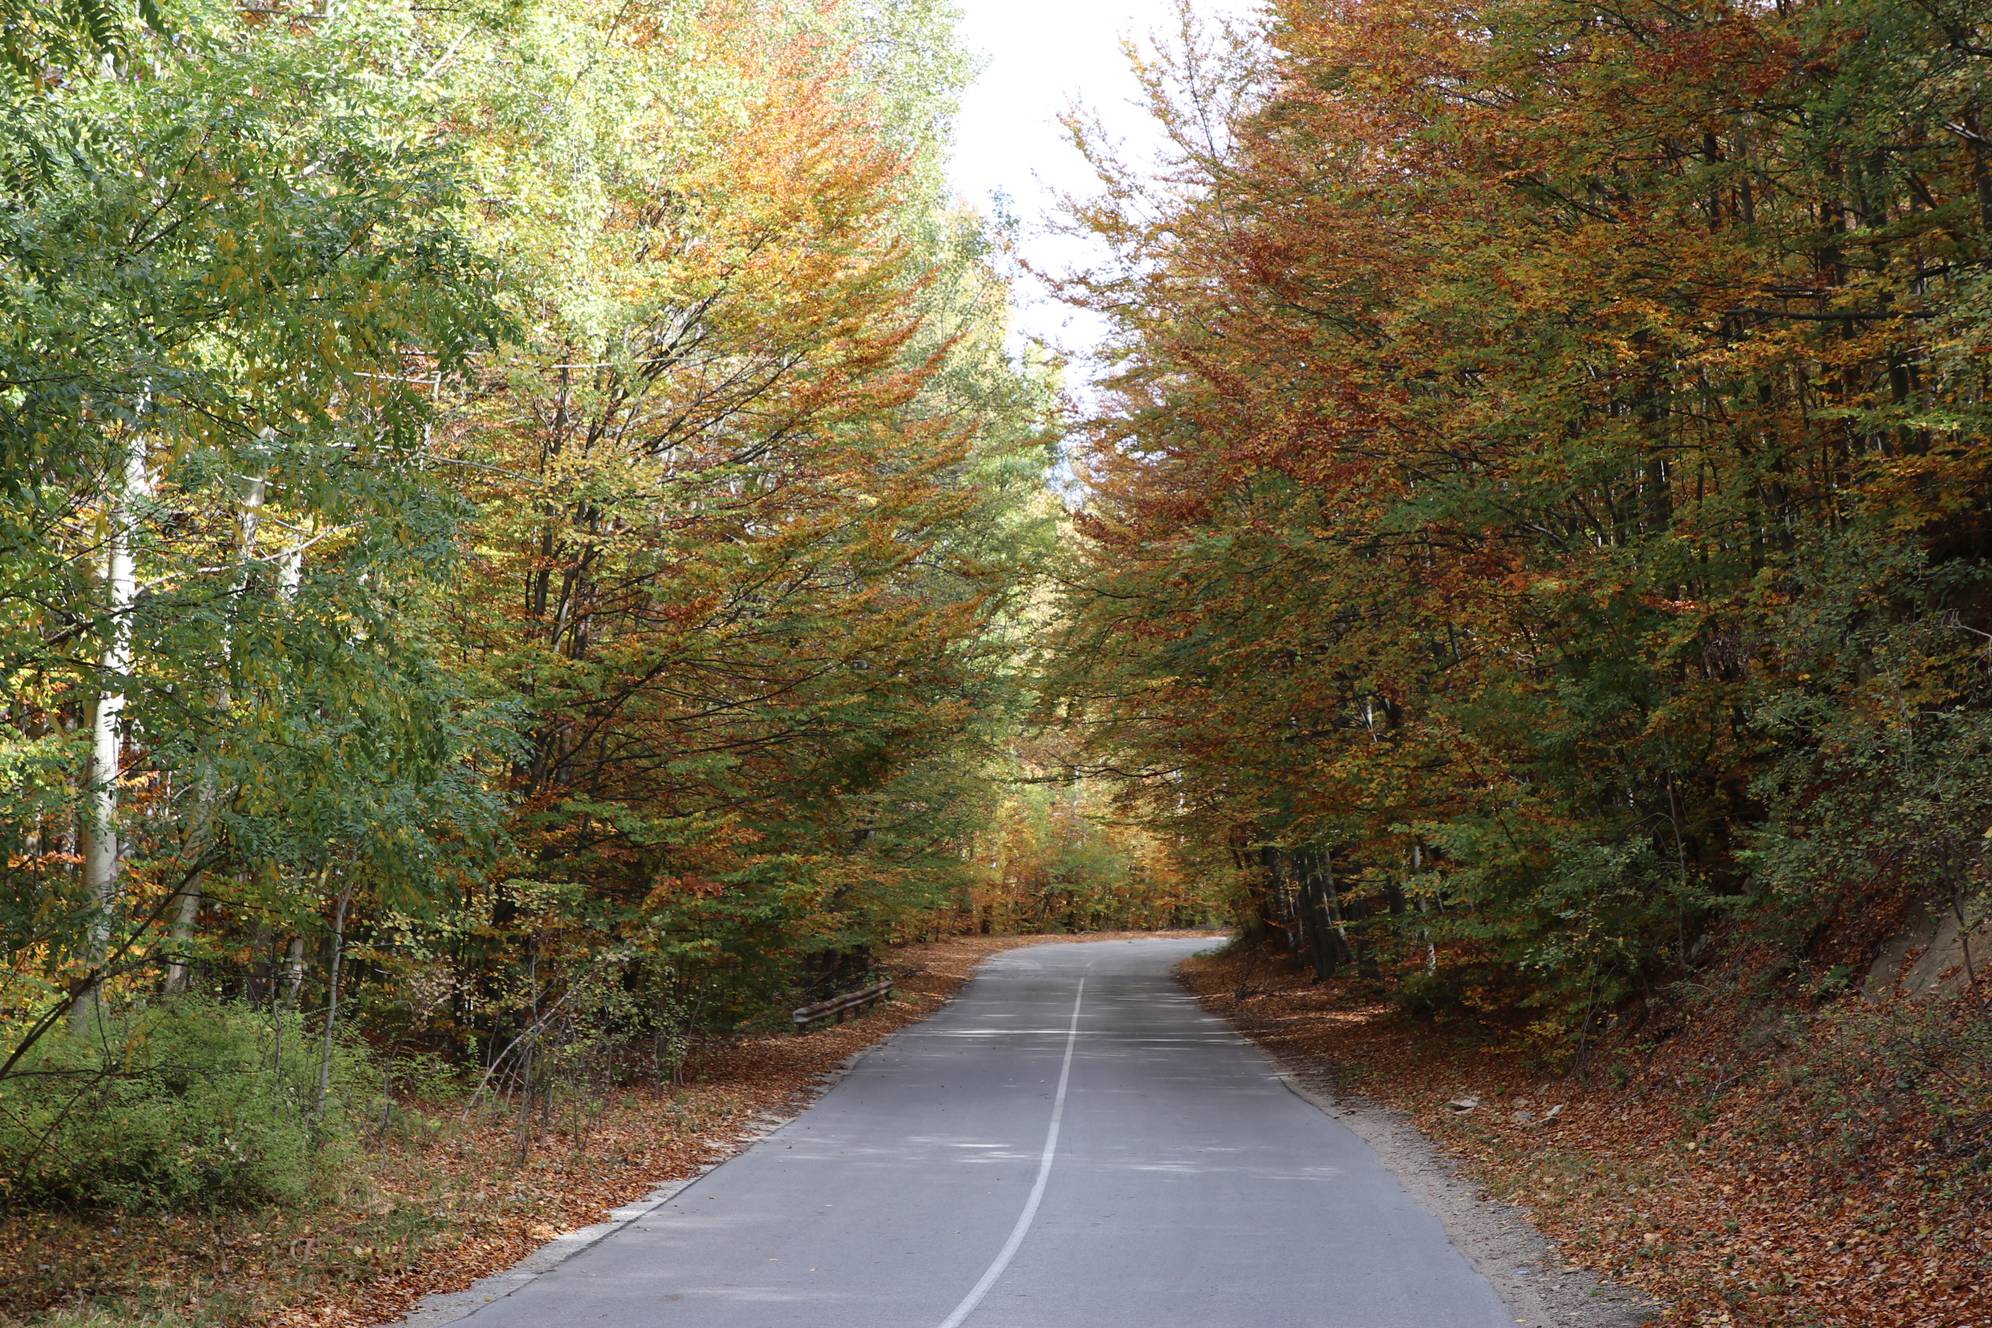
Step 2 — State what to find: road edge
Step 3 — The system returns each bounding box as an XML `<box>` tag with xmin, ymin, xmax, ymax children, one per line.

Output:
<box><xmin>390</xmin><ymin>1012</ymin><xmax>920</xmax><ymax>1328</ymax></box>
<box><xmin>1186</xmin><ymin>968</ymin><xmax>1663</xmax><ymax>1328</ymax></box>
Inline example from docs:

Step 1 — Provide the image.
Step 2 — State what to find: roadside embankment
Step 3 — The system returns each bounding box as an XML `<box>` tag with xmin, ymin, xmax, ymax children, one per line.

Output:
<box><xmin>1180</xmin><ymin>944</ymin><xmax>1989</xmax><ymax>1328</ymax></box>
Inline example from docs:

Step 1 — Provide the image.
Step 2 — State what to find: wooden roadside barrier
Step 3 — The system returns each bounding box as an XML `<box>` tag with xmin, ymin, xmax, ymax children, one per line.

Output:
<box><xmin>791</xmin><ymin>978</ymin><xmax>893</xmax><ymax>1031</ymax></box>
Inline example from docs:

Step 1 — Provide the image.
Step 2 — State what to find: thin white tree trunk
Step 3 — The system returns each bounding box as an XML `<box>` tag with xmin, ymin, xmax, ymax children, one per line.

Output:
<box><xmin>281</xmin><ymin>934</ymin><xmax>307</xmax><ymax>1008</ymax></box>
<box><xmin>278</xmin><ymin>535</ymin><xmax>303</xmax><ymax>599</ymax></box>
<box><xmin>71</xmin><ymin>428</ymin><xmax>149</xmax><ymax>1035</ymax></box>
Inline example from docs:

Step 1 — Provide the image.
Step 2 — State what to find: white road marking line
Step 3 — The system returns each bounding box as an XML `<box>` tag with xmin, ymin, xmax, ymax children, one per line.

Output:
<box><xmin>934</xmin><ymin>973</ymin><xmax>1088</xmax><ymax>1328</ymax></box>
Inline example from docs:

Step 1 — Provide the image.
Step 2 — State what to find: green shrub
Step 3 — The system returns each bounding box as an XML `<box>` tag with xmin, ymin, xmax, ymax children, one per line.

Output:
<box><xmin>0</xmin><ymin>996</ymin><xmax>380</xmax><ymax>1211</ymax></box>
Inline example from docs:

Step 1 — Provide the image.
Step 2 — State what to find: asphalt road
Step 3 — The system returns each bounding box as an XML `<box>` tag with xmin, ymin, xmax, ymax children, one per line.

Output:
<box><xmin>458</xmin><ymin>938</ymin><xmax>1518</xmax><ymax>1327</ymax></box>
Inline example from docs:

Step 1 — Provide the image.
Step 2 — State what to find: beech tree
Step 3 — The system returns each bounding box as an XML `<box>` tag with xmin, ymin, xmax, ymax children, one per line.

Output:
<box><xmin>1</xmin><ymin>0</ymin><xmax>496</xmax><ymax>1065</ymax></box>
<box><xmin>0</xmin><ymin>0</ymin><xmax>1117</xmax><ymax>1129</ymax></box>
<box><xmin>1053</xmin><ymin>0</ymin><xmax>1992</xmax><ymax>1030</ymax></box>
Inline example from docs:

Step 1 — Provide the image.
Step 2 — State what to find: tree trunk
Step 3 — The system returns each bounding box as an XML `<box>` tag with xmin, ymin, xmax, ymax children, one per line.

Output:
<box><xmin>1256</xmin><ymin>842</ymin><xmax>1300</xmax><ymax>956</ymax></box>
<box><xmin>517</xmin><ymin>934</ymin><xmax>539</xmax><ymax>1162</ymax></box>
<box><xmin>281</xmin><ymin>935</ymin><xmax>307</xmax><ymax>1008</ymax></box>
<box><xmin>314</xmin><ymin>879</ymin><xmax>352</xmax><ymax>1121</ymax></box>
<box><xmin>1295</xmin><ymin>847</ymin><xmax>1337</xmax><ymax>981</ymax></box>
<box><xmin>164</xmin><ymin>469</ymin><xmax>271</xmax><ymax>996</ymax></box>
<box><xmin>71</xmin><ymin>428</ymin><xmax>149</xmax><ymax>1034</ymax></box>
<box><xmin>1317</xmin><ymin>848</ymin><xmax>1358</xmax><ymax>977</ymax></box>
<box><xmin>1413</xmin><ymin>844</ymin><xmax>1437</xmax><ymax>975</ymax></box>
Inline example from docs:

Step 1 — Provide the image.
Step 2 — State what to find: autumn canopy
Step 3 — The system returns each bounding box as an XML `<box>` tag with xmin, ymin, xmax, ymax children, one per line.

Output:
<box><xmin>0</xmin><ymin>2</ymin><xmax>1986</xmax><ymax>1320</ymax></box>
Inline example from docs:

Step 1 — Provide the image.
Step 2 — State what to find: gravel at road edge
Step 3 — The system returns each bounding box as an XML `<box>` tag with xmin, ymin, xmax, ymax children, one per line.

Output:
<box><xmin>1184</xmin><ymin>964</ymin><xmax>1662</xmax><ymax>1328</ymax></box>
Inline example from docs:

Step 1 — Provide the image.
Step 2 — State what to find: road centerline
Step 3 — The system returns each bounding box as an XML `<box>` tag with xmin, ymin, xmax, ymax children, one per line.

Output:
<box><xmin>933</xmin><ymin>969</ymin><xmax>1089</xmax><ymax>1328</ymax></box>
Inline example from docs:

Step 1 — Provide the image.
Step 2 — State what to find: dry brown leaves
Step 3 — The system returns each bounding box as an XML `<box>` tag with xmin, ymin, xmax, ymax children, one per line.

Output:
<box><xmin>1180</xmin><ymin>946</ymin><xmax>1990</xmax><ymax>1328</ymax></box>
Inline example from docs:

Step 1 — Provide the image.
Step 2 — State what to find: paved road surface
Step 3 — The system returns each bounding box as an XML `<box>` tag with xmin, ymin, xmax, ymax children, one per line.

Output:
<box><xmin>459</xmin><ymin>938</ymin><xmax>1517</xmax><ymax>1327</ymax></box>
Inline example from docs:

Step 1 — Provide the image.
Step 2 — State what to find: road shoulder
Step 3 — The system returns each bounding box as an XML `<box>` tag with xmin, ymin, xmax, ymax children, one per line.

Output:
<box><xmin>1181</xmin><ymin>953</ymin><xmax>1659</xmax><ymax>1328</ymax></box>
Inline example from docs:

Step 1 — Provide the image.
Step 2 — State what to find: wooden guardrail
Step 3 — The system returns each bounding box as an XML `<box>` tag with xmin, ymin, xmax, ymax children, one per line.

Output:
<box><xmin>792</xmin><ymin>978</ymin><xmax>893</xmax><ymax>1031</ymax></box>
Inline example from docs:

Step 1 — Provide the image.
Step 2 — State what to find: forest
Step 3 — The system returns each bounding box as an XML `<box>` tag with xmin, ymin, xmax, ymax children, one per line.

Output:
<box><xmin>1057</xmin><ymin>0</ymin><xmax>1992</xmax><ymax>1033</ymax></box>
<box><xmin>1</xmin><ymin>0</ymin><xmax>1988</xmax><ymax>1325</ymax></box>
<box><xmin>0</xmin><ymin>0</ymin><xmax>1222</xmax><ymax>1219</ymax></box>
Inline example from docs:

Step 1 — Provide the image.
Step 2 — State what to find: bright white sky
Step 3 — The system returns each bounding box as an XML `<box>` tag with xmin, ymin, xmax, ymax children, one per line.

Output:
<box><xmin>948</xmin><ymin>0</ymin><xmax>1256</xmax><ymax>392</ymax></box>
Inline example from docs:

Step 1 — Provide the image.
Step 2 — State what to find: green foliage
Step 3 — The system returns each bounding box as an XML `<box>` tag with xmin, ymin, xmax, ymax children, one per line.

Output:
<box><xmin>0</xmin><ymin>997</ymin><xmax>378</xmax><ymax>1211</ymax></box>
<box><xmin>0</xmin><ymin>0</ymin><xmax>1180</xmax><ymax>1227</ymax></box>
<box><xmin>1049</xmin><ymin>0</ymin><xmax>1992</xmax><ymax>1026</ymax></box>
<box><xmin>1745</xmin><ymin>530</ymin><xmax>1992</xmax><ymax>941</ymax></box>
<box><xmin>0</xmin><ymin>0</ymin><xmax>504</xmax><ymax>1040</ymax></box>
<box><xmin>0</xmin><ymin>0</ymin><xmax>168</xmax><ymax>80</ymax></box>
<box><xmin>414</xmin><ymin>0</ymin><xmax>1074</xmax><ymax>1039</ymax></box>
